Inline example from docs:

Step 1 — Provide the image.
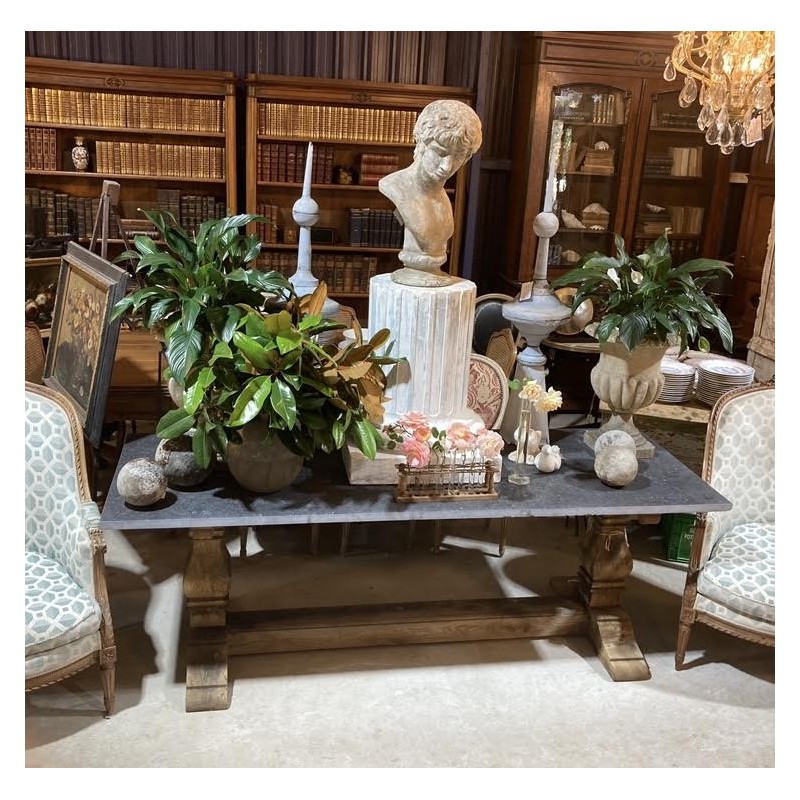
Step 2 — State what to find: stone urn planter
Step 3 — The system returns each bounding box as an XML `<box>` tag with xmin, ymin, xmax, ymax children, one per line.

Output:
<box><xmin>583</xmin><ymin>339</ymin><xmax>668</xmax><ymax>458</ymax></box>
<box><xmin>226</xmin><ymin>419</ymin><xmax>304</xmax><ymax>494</ymax></box>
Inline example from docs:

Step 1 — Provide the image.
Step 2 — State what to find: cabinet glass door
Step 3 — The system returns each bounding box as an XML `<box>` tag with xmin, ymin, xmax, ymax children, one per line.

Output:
<box><xmin>543</xmin><ymin>83</ymin><xmax>632</xmax><ymax>277</ymax></box>
<box><xmin>630</xmin><ymin>88</ymin><xmax>720</xmax><ymax>262</ymax></box>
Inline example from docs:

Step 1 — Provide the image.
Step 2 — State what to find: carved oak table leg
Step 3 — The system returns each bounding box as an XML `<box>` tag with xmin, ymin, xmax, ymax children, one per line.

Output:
<box><xmin>184</xmin><ymin>527</ymin><xmax>231</xmax><ymax>712</ymax></box>
<box><xmin>578</xmin><ymin>516</ymin><xmax>650</xmax><ymax>681</ymax></box>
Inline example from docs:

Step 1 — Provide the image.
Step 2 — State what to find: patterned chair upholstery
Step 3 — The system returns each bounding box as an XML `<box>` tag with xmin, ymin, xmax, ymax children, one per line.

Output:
<box><xmin>676</xmin><ymin>383</ymin><xmax>775</xmax><ymax>668</ymax></box>
<box><xmin>467</xmin><ymin>353</ymin><xmax>509</xmax><ymax>430</ymax></box>
<box><xmin>25</xmin><ymin>382</ymin><xmax>116</xmax><ymax>715</ymax></box>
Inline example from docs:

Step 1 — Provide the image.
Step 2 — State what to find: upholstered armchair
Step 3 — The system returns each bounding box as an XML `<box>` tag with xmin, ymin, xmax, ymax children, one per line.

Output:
<box><xmin>676</xmin><ymin>383</ymin><xmax>775</xmax><ymax>668</ymax></box>
<box><xmin>25</xmin><ymin>382</ymin><xmax>116</xmax><ymax>715</ymax></box>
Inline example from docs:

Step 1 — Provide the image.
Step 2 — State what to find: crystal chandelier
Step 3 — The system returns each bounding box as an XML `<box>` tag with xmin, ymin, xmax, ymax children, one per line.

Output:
<box><xmin>664</xmin><ymin>31</ymin><xmax>775</xmax><ymax>153</ymax></box>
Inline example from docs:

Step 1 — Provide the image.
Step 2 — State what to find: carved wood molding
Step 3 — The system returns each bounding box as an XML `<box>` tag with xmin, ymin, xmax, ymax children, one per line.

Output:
<box><xmin>537</xmin><ymin>32</ymin><xmax>673</xmax><ymax>73</ymax></box>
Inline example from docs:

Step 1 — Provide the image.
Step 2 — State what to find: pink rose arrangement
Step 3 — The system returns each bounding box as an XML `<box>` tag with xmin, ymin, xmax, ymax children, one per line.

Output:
<box><xmin>384</xmin><ymin>412</ymin><xmax>505</xmax><ymax>468</ymax></box>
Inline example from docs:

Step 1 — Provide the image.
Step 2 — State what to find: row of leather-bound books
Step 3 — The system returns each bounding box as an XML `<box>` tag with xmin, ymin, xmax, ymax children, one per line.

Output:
<box><xmin>257</xmin><ymin>252</ymin><xmax>379</xmax><ymax>295</ymax></box>
<box><xmin>257</xmin><ymin>102</ymin><xmax>416</xmax><ymax>144</ymax></box>
<box><xmin>24</xmin><ymin>127</ymin><xmax>58</xmax><ymax>171</ymax></box>
<box><xmin>25</xmin><ymin>88</ymin><xmax>224</xmax><ymax>133</ymax></box>
<box><xmin>94</xmin><ymin>141</ymin><xmax>224</xmax><ymax>179</ymax></box>
<box><xmin>256</xmin><ymin>142</ymin><xmax>335</xmax><ymax>183</ymax></box>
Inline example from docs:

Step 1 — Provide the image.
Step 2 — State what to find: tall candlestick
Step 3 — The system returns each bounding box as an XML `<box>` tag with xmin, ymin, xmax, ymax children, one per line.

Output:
<box><xmin>302</xmin><ymin>142</ymin><xmax>313</xmax><ymax>197</ymax></box>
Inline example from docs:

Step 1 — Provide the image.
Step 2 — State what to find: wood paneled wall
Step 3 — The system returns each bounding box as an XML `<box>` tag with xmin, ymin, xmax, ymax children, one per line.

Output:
<box><xmin>24</xmin><ymin>31</ymin><xmax>481</xmax><ymax>88</ymax></box>
<box><xmin>25</xmin><ymin>30</ymin><xmax>520</xmax><ymax>292</ymax></box>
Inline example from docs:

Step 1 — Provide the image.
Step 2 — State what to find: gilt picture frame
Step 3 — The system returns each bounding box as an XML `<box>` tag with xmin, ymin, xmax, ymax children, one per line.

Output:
<box><xmin>43</xmin><ymin>241</ymin><xmax>129</xmax><ymax>449</ymax></box>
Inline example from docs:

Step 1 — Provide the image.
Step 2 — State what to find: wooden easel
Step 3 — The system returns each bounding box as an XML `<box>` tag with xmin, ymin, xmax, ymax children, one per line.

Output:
<box><xmin>88</xmin><ymin>180</ymin><xmax>125</xmax><ymax>261</ymax></box>
<box><xmin>86</xmin><ymin>180</ymin><xmax>130</xmax><ymax>500</ymax></box>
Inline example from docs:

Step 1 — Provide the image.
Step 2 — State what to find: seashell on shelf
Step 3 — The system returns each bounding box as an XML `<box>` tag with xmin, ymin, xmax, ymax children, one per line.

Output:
<box><xmin>563</xmin><ymin>249</ymin><xmax>582</xmax><ymax>264</ymax></box>
<box><xmin>582</xmin><ymin>202</ymin><xmax>609</xmax><ymax>214</ymax></box>
<box><xmin>589</xmin><ymin>225</ymin><xmax>606</xmax><ymax>231</ymax></box>
<box><xmin>645</xmin><ymin>202</ymin><xmax>666</xmax><ymax>213</ymax></box>
<box><xmin>561</xmin><ymin>210</ymin><xmax>585</xmax><ymax>229</ymax></box>
<box><xmin>594</xmin><ymin>140</ymin><xmax>610</xmax><ymax>150</ymax></box>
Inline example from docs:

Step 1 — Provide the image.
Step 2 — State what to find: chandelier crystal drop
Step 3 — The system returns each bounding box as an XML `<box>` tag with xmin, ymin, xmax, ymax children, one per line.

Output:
<box><xmin>664</xmin><ymin>31</ymin><xmax>775</xmax><ymax>154</ymax></box>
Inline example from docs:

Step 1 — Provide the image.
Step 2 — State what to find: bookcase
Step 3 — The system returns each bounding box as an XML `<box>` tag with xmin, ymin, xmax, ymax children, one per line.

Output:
<box><xmin>24</xmin><ymin>57</ymin><xmax>238</xmax><ymax>249</ymax></box>
<box><xmin>244</xmin><ymin>75</ymin><xmax>474</xmax><ymax>313</ymax></box>
<box><xmin>24</xmin><ymin>57</ymin><xmax>238</xmax><ymax>422</ymax></box>
<box><xmin>502</xmin><ymin>33</ymin><xmax>730</xmax><ymax>293</ymax></box>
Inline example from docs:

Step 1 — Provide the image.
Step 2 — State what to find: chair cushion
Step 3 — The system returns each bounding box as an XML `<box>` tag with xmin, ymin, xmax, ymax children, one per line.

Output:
<box><xmin>25</xmin><ymin>549</ymin><xmax>102</xmax><ymax>656</ymax></box>
<box><xmin>697</xmin><ymin>522</ymin><xmax>775</xmax><ymax>623</ymax></box>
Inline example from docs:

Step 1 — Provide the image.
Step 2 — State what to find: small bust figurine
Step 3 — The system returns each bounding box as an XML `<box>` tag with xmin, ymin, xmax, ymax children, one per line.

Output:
<box><xmin>379</xmin><ymin>99</ymin><xmax>482</xmax><ymax>287</ymax></box>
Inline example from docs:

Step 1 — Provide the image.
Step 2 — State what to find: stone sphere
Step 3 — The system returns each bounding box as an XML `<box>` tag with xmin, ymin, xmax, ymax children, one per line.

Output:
<box><xmin>117</xmin><ymin>458</ymin><xmax>168</xmax><ymax>507</ymax></box>
<box><xmin>594</xmin><ymin>445</ymin><xmax>639</xmax><ymax>488</ymax></box>
<box><xmin>594</xmin><ymin>429</ymin><xmax>637</xmax><ymax>455</ymax></box>
<box><xmin>533</xmin><ymin>211</ymin><xmax>559</xmax><ymax>238</ymax></box>
<box><xmin>155</xmin><ymin>434</ymin><xmax>214</xmax><ymax>488</ymax></box>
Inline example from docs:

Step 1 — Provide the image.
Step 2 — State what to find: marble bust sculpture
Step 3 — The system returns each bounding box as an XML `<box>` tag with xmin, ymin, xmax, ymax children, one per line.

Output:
<box><xmin>379</xmin><ymin>99</ymin><xmax>482</xmax><ymax>287</ymax></box>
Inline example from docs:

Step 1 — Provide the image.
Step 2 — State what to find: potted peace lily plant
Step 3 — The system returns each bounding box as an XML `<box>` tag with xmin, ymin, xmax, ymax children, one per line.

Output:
<box><xmin>112</xmin><ymin>210</ymin><xmax>394</xmax><ymax>492</ymax></box>
<box><xmin>550</xmin><ymin>232</ymin><xmax>734</xmax><ymax>457</ymax></box>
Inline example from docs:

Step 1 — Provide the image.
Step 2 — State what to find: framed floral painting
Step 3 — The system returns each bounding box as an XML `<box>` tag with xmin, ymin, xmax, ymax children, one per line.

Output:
<box><xmin>43</xmin><ymin>241</ymin><xmax>129</xmax><ymax>449</ymax></box>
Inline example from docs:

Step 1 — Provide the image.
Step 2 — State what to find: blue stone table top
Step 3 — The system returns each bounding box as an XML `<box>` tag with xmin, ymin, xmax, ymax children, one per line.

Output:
<box><xmin>100</xmin><ymin>430</ymin><xmax>731</xmax><ymax>531</ymax></box>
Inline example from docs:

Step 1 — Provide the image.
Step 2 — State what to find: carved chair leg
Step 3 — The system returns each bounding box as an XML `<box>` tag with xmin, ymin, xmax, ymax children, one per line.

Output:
<box><xmin>675</xmin><ymin>621</ymin><xmax>693</xmax><ymax>669</ymax></box>
<box><xmin>101</xmin><ymin>663</ymin><xmax>116</xmax><ymax>718</ymax></box>
<box><xmin>498</xmin><ymin>517</ymin><xmax>508</xmax><ymax>557</ymax></box>
<box><xmin>239</xmin><ymin>526</ymin><xmax>248</xmax><ymax>559</ymax></box>
<box><xmin>676</xmin><ymin>567</ymin><xmax>699</xmax><ymax>669</ymax></box>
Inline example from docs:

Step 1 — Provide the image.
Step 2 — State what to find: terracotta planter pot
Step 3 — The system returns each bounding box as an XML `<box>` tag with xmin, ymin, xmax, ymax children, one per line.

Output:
<box><xmin>584</xmin><ymin>339</ymin><xmax>668</xmax><ymax>459</ymax></box>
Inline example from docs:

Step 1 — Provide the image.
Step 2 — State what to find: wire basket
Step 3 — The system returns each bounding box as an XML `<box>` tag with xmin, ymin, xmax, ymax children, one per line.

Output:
<box><xmin>394</xmin><ymin>460</ymin><xmax>499</xmax><ymax>503</ymax></box>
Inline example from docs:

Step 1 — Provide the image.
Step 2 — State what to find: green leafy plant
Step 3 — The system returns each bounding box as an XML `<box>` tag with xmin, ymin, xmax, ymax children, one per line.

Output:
<box><xmin>111</xmin><ymin>209</ymin><xmax>396</xmax><ymax>468</ymax></box>
<box><xmin>551</xmin><ymin>232</ymin><xmax>733</xmax><ymax>353</ymax></box>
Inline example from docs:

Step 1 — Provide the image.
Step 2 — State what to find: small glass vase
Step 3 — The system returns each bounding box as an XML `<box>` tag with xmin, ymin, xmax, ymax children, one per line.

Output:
<box><xmin>507</xmin><ymin>397</ymin><xmax>540</xmax><ymax>486</ymax></box>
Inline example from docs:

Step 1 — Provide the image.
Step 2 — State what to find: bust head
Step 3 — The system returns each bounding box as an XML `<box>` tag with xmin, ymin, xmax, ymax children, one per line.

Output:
<box><xmin>413</xmin><ymin>99</ymin><xmax>482</xmax><ymax>184</ymax></box>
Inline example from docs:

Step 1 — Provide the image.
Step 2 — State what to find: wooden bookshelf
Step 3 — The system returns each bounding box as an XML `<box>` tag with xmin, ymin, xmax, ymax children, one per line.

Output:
<box><xmin>24</xmin><ymin>57</ymin><xmax>238</xmax><ymax>244</ymax></box>
<box><xmin>244</xmin><ymin>75</ymin><xmax>474</xmax><ymax>311</ymax></box>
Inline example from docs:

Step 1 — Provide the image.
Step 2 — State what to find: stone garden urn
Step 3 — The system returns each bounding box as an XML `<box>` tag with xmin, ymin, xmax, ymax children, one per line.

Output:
<box><xmin>583</xmin><ymin>339</ymin><xmax>668</xmax><ymax>459</ymax></box>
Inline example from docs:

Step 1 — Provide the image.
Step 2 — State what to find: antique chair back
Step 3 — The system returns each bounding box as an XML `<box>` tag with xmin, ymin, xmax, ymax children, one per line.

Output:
<box><xmin>25</xmin><ymin>382</ymin><xmax>116</xmax><ymax>714</ymax></box>
<box><xmin>25</xmin><ymin>322</ymin><xmax>46</xmax><ymax>384</ymax></box>
<box><xmin>675</xmin><ymin>383</ymin><xmax>775</xmax><ymax>668</ymax></box>
<box><xmin>473</xmin><ymin>293</ymin><xmax>515</xmax><ymax>355</ymax></box>
<box><xmin>466</xmin><ymin>353</ymin><xmax>509</xmax><ymax>430</ymax></box>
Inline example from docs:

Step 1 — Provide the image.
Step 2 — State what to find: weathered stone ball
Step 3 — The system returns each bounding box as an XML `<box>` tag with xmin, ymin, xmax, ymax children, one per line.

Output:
<box><xmin>117</xmin><ymin>458</ymin><xmax>168</xmax><ymax>506</ymax></box>
<box><xmin>594</xmin><ymin>429</ymin><xmax>637</xmax><ymax>455</ymax></box>
<box><xmin>594</xmin><ymin>445</ymin><xmax>639</xmax><ymax>488</ymax></box>
<box><xmin>155</xmin><ymin>434</ymin><xmax>214</xmax><ymax>488</ymax></box>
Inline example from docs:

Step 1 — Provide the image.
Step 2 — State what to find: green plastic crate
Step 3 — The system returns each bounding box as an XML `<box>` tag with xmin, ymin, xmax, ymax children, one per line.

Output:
<box><xmin>660</xmin><ymin>513</ymin><xmax>697</xmax><ymax>563</ymax></box>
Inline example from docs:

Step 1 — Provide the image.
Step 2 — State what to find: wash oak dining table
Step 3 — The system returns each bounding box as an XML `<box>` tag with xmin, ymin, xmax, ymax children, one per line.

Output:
<box><xmin>100</xmin><ymin>430</ymin><xmax>730</xmax><ymax>712</ymax></box>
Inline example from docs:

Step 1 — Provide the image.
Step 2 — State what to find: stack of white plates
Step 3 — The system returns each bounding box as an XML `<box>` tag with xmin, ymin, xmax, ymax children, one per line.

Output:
<box><xmin>695</xmin><ymin>360</ymin><xmax>755</xmax><ymax>406</ymax></box>
<box><xmin>658</xmin><ymin>359</ymin><xmax>696</xmax><ymax>403</ymax></box>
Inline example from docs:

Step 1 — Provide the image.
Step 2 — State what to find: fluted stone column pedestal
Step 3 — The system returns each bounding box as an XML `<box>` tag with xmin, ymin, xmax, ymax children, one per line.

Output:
<box><xmin>343</xmin><ymin>274</ymin><xmax>489</xmax><ymax>485</ymax></box>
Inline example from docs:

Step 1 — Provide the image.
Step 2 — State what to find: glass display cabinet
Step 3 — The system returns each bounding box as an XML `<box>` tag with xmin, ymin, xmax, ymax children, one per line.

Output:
<box><xmin>542</xmin><ymin>82</ymin><xmax>635</xmax><ymax>279</ymax></box>
<box><xmin>627</xmin><ymin>87</ymin><xmax>727</xmax><ymax>263</ymax></box>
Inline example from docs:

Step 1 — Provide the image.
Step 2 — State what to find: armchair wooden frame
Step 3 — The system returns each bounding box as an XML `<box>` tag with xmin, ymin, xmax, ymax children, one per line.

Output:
<box><xmin>25</xmin><ymin>382</ymin><xmax>117</xmax><ymax>716</ymax></box>
<box><xmin>675</xmin><ymin>382</ymin><xmax>775</xmax><ymax>667</ymax></box>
